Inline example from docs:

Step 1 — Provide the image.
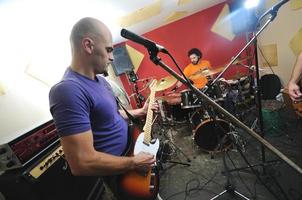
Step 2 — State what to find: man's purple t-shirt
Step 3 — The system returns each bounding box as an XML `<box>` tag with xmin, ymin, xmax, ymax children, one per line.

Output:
<box><xmin>49</xmin><ymin>67</ymin><xmax>128</xmax><ymax>156</ymax></box>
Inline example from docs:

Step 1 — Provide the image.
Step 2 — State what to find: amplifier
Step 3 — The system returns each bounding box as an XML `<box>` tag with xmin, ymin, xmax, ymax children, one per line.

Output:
<box><xmin>0</xmin><ymin>145</ymin><xmax>104</xmax><ymax>200</ymax></box>
<box><xmin>0</xmin><ymin>120</ymin><xmax>59</xmax><ymax>172</ymax></box>
<box><xmin>0</xmin><ymin>120</ymin><xmax>104</xmax><ymax>200</ymax></box>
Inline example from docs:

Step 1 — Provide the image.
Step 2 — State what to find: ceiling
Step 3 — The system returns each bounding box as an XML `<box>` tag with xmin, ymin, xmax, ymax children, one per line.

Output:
<box><xmin>0</xmin><ymin>0</ymin><xmax>225</xmax><ymax>44</ymax></box>
<box><xmin>0</xmin><ymin>0</ymin><xmax>227</xmax><ymax>90</ymax></box>
<box><xmin>105</xmin><ymin>0</ymin><xmax>226</xmax><ymax>44</ymax></box>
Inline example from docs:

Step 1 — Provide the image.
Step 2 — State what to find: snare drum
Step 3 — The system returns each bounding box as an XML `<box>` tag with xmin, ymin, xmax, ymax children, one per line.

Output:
<box><xmin>181</xmin><ymin>89</ymin><xmax>202</xmax><ymax>109</ymax></box>
<box><xmin>194</xmin><ymin>119</ymin><xmax>232</xmax><ymax>152</ymax></box>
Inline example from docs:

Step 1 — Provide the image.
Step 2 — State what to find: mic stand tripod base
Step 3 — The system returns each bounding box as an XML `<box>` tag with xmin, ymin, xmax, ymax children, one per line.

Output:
<box><xmin>158</xmin><ymin>139</ymin><xmax>191</xmax><ymax>171</ymax></box>
<box><xmin>210</xmin><ymin>184</ymin><xmax>250</xmax><ymax>200</ymax></box>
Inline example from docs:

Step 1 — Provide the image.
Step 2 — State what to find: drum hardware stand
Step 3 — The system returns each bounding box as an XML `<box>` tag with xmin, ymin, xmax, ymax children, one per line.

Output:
<box><xmin>121</xmin><ymin>2</ymin><xmax>302</xmax><ymax>175</ymax></box>
<box><xmin>207</xmin><ymin>1</ymin><xmax>292</xmax><ymax>175</ymax></box>
<box><xmin>126</xmin><ymin>71</ymin><xmax>144</xmax><ymax>108</ymax></box>
<box><xmin>159</xmin><ymin>139</ymin><xmax>191</xmax><ymax>166</ymax></box>
<box><xmin>222</xmin><ymin>131</ymin><xmax>290</xmax><ymax>200</ymax></box>
<box><xmin>200</xmin><ymin>122</ymin><xmax>250</xmax><ymax>200</ymax></box>
<box><xmin>154</xmin><ymin>113</ymin><xmax>191</xmax><ymax>169</ymax></box>
<box><xmin>212</xmin><ymin>124</ymin><xmax>286</xmax><ymax>200</ymax></box>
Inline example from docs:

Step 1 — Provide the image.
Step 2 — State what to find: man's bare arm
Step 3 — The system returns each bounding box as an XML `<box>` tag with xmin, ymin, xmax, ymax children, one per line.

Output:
<box><xmin>60</xmin><ymin>130</ymin><xmax>155</xmax><ymax>176</ymax></box>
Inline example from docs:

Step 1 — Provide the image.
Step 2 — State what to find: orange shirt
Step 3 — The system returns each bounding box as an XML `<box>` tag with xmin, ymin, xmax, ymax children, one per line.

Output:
<box><xmin>183</xmin><ymin>60</ymin><xmax>212</xmax><ymax>89</ymax></box>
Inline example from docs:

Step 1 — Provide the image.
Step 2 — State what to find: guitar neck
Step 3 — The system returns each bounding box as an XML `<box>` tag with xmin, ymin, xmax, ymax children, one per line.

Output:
<box><xmin>143</xmin><ymin>90</ymin><xmax>155</xmax><ymax>145</ymax></box>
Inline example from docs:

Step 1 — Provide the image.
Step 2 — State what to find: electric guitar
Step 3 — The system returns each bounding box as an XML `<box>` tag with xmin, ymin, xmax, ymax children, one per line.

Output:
<box><xmin>118</xmin><ymin>80</ymin><xmax>160</xmax><ymax>200</ymax></box>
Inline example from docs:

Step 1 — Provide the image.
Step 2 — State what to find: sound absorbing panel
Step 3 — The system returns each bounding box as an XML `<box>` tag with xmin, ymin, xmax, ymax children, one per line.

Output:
<box><xmin>111</xmin><ymin>45</ymin><xmax>134</xmax><ymax>76</ymax></box>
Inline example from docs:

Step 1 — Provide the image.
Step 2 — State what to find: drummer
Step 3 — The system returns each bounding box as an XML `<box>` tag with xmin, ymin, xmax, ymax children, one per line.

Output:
<box><xmin>176</xmin><ymin>48</ymin><xmax>212</xmax><ymax>89</ymax></box>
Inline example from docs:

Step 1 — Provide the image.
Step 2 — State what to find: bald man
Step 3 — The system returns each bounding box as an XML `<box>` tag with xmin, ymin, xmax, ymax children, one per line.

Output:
<box><xmin>288</xmin><ymin>52</ymin><xmax>302</xmax><ymax>101</ymax></box>
<box><xmin>49</xmin><ymin>17</ymin><xmax>156</xmax><ymax>199</ymax></box>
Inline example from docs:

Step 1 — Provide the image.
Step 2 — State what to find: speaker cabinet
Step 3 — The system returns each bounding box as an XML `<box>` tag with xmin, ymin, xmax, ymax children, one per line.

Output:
<box><xmin>0</xmin><ymin>157</ymin><xmax>104</xmax><ymax>200</ymax></box>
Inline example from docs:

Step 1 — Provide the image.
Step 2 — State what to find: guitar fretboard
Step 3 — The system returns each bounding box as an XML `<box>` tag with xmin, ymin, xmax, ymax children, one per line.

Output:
<box><xmin>143</xmin><ymin>82</ymin><xmax>156</xmax><ymax>145</ymax></box>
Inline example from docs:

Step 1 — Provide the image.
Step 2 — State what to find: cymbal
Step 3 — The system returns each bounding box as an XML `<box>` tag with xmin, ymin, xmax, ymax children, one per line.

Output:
<box><xmin>155</xmin><ymin>76</ymin><xmax>177</xmax><ymax>91</ymax></box>
<box><xmin>229</xmin><ymin>71</ymin><xmax>251</xmax><ymax>80</ymax></box>
<box><xmin>189</xmin><ymin>67</ymin><xmax>225</xmax><ymax>80</ymax></box>
<box><xmin>233</xmin><ymin>56</ymin><xmax>252</xmax><ymax>65</ymax></box>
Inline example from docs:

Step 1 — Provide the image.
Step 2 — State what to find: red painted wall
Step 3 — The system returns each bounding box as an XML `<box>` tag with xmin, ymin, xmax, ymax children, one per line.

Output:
<box><xmin>119</xmin><ymin>2</ymin><xmax>251</xmax><ymax>108</ymax></box>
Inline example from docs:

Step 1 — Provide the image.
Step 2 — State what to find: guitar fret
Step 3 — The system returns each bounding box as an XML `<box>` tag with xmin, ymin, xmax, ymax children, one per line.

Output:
<box><xmin>143</xmin><ymin>81</ymin><xmax>156</xmax><ymax>144</ymax></box>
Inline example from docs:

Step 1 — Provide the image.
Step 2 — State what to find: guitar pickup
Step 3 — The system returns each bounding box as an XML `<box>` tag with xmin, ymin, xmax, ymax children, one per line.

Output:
<box><xmin>149</xmin><ymin>172</ymin><xmax>156</xmax><ymax>192</ymax></box>
<box><xmin>149</xmin><ymin>185</ymin><xmax>155</xmax><ymax>191</ymax></box>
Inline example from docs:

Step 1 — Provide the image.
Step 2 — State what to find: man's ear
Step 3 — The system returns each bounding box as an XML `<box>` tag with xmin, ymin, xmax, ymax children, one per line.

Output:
<box><xmin>82</xmin><ymin>37</ymin><xmax>94</xmax><ymax>54</ymax></box>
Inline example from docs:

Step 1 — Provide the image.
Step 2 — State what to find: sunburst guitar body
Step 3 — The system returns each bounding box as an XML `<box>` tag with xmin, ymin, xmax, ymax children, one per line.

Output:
<box><xmin>117</xmin><ymin>80</ymin><xmax>160</xmax><ymax>200</ymax></box>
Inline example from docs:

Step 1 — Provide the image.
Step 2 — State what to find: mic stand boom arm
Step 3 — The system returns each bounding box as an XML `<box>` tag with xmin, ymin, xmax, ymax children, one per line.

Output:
<box><xmin>211</xmin><ymin>16</ymin><xmax>272</xmax><ymax>86</ymax></box>
<box><xmin>211</xmin><ymin>0</ymin><xmax>288</xmax><ymax>86</ymax></box>
<box><xmin>149</xmin><ymin>53</ymin><xmax>302</xmax><ymax>175</ymax></box>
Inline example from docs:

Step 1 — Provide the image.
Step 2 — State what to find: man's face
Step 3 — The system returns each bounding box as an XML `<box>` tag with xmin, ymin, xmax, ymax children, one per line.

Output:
<box><xmin>189</xmin><ymin>54</ymin><xmax>200</xmax><ymax>65</ymax></box>
<box><xmin>91</xmin><ymin>30</ymin><xmax>114</xmax><ymax>75</ymax></box>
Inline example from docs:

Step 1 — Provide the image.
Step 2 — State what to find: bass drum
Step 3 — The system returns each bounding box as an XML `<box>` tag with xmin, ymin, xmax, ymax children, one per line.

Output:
<box><xmin>194</xmin><ymin>119</ymin><xmax>232</xmax><ymax>152</ymax></box>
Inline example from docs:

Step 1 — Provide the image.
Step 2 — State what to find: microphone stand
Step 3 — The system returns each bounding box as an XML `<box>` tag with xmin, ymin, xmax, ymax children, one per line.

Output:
<box><xmin>209</xmin><ymin>2</ymin><xmax>289</xmax><ymax>175</ymax></box>
<box><xmin>210</xmin><ymin>17</ymin><xmax>271</xmax><ymax>87</ymax></box>
<box><xmin>210</xmin><ymin>0</ymin><xmax>289</xmax><ymax>87</ymax></box>
<box><xmin>145</xmin><ymin>43</ymin><xmax>302</xmax><ymax>175</ymax></box>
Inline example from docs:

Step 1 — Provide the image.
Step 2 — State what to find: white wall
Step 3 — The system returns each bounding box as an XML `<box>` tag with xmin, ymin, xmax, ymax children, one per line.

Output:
<box><xmin>257</xmin><ymin>0</ymin><xmax>302</xmax><ymax>85</ymax></box>
<box><xmin>0</xmin><ymin>75</ymin><xmax>52</xmax><ymax>144</ymax></box>
<box><xmin>0</xmin><ymin>0</ymin><xmax>128</xmax><ymax>144</ymax></box>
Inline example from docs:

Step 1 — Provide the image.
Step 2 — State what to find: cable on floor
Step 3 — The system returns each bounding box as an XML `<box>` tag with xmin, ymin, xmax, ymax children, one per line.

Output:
<box><xmin>164</xmin><ymin>172</ymin><xmax>218</xmax><ymax>200</ymax></box>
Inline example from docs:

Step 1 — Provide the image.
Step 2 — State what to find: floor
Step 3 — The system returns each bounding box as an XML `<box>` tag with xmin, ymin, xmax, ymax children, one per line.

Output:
<box><xmin>153</xmin><ymin>102</ymin><xmax>302</xmax><ymax>200</ymax></box>
<box><xmin>1</xmin><ymin>101</ymin><xmax>301</xmax><ymax>200</ymax></box>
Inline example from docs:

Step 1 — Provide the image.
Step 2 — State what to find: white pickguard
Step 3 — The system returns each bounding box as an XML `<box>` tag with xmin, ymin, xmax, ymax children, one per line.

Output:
<box><xmin>134</xmin><ymin>132</ymin><xmax>159</xmax><ymax>156</ymax></box>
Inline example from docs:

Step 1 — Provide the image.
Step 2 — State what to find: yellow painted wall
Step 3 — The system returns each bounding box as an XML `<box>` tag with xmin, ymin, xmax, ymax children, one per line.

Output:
<box><xmin>257</xmin><ymin>0</ymin><xmax>302</xmax><ymax>85</ymax></box>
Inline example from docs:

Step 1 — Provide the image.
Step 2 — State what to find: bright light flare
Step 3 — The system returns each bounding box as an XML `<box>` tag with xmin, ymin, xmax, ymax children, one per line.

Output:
<box><xmin>244</xmin><ymin>0</ymin><xmax>260</xmax><ymax>9</ymax></box>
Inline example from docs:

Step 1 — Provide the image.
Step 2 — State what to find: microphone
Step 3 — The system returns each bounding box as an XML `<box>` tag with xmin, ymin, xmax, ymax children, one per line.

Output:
<box><xmin>271</xmin><ymin>0</ymin><xmax>289</xmax><ymax>11</ymax></box>
<box><xmin>121</xmin><ymin>29</ymin><xmax>167</xmax><ymax>53</ymax></box>
<box><xmin>259</xmin><ymin>0</ymin><xmax>289</xmax><ymax>21</ymax></box>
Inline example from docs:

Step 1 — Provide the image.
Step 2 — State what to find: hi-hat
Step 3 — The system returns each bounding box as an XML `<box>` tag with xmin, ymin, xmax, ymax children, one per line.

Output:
<box><xmin>155</xmin><ymin>76</ymin><xmax>177</xmax><ymax>91</ymax></box>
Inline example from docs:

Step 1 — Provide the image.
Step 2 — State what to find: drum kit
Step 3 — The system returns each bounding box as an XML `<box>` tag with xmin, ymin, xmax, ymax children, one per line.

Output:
<box><xmin>153</xmin><ymin>65</ymin><xmax>255</xmax><ymax>153</ymax></box>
